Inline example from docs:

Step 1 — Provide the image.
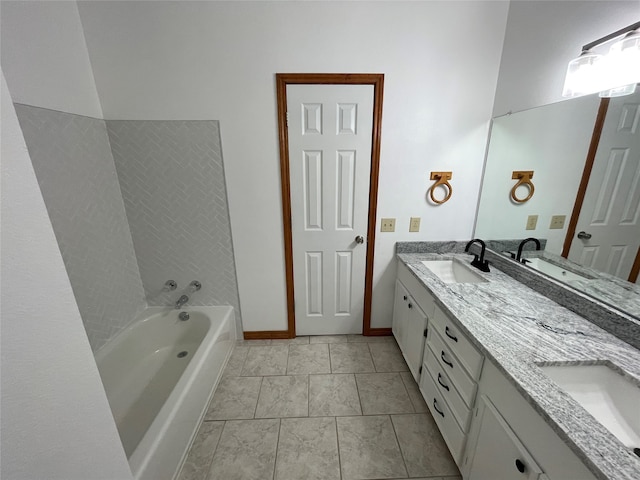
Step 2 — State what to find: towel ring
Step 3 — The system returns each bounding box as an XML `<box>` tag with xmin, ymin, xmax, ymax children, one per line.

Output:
<box><xmin>429</xmin><ymin>172</ymin><xmax>453</xmax><ymax>205</ymax></box>
<box><xmin>511</xmin><ymin>171</ymin><xmax>535</xmax><ymax>203</ymax></box>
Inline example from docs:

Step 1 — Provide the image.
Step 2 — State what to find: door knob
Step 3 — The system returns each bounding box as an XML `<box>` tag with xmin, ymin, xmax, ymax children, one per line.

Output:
<box><xmin>577</xmin><ymin>231</ymin><xmax>592</xmax><ymax>240</ymax></box>
<box><xmin>355</xmin><ymin>235</ymin><xmax>365</xmax><ymax>244</ymax></box>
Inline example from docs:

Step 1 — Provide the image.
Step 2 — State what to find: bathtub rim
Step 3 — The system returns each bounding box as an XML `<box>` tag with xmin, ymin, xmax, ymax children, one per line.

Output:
<box><xmin>95</xmin><ymin>305</ymin><xmax>235</xmax><ymax>480</ymax></box>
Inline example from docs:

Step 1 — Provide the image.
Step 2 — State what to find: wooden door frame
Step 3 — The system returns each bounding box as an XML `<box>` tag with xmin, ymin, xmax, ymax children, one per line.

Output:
<box><xmin>562</xmin><ymin>96</ymin><xmax>639</xmax><ymax>284</ymax></box>
<box><xmin>276</xmin><ymin>73</ymin><xmax>386</xmax><ymax>338</ymax></box>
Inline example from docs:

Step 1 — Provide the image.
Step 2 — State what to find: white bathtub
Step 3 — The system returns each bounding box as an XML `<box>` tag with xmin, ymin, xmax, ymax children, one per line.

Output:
<box><xmin>95</xmin><ymin>306</ymin><xmax>235</xmax><ymax>480</ymax></box>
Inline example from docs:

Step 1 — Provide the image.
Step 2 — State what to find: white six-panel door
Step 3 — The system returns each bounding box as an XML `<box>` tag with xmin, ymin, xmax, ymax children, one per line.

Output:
<box><xmin>287</xmin><ymin>84</ymin><xmax>374</xmax><ymax>335</ymax></box>
<box><xmin>569</xmin><ymin>91</ymin><xmax>640</xmax><ymax>282</ymax></box>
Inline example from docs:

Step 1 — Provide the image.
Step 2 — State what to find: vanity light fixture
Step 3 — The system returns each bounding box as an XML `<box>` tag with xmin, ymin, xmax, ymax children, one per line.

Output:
<box><xmin>562</xmin><ymin>21</ymin><xmax>640</xmax><ymax>98</ymax></box>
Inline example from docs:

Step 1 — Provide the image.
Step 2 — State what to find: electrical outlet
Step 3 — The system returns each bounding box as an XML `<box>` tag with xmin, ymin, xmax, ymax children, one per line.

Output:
<box><xmin>409</xmin><ymin>217</ymin><xmax>421</xmax><ymax>232</ymax></box>
<box><xmin>381</xmin><ymin>218</ymin><xmax>396</xmax><ymax>232</ymax></box>
<box><xmin>549</xmin><ymin>215</ymin><xmax>566</xmax><ymax>229</ymax></box>
<box><xmin>526</xmin><ymin>215</ymin><xmax>538</xmax><ymax>230</ymax></box>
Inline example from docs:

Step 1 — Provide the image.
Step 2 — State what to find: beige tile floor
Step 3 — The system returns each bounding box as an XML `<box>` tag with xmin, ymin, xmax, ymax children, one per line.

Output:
<box><xmin>178</xmin><ymin>335</ymin><xmax>462</xmax><ymax>480</ymax></box>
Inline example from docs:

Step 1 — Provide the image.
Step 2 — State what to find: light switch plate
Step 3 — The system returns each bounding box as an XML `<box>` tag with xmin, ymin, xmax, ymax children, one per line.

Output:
<box><xmin>526</xmin><ymin>215</ymin><xmax>538</xmax><ymax>230</ymax></box>
<box><xmin>381</xmin><ymin>218</ymin><xmax>396</xmax><ymax>232</ymax></box>
<box><xmin>549</xmin><ymin>215</ymin><xmax>566</xmax><ymax>229</ymax></box>
<box><xmin>409</xmin><ymin>217</ymin><xmax>421</xmax><ymax>232</ymax></box>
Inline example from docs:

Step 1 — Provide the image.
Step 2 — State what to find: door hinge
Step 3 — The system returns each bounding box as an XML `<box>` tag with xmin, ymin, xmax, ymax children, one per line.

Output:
<box><xmin>423</xmin><ymin>327</ymin><xmax>428</xmax><ymax>337</ymax></box>
<box><xmin>286</xmin><ymin>111</ymin><xmax>289</xmax><ymax>127</ymax></box>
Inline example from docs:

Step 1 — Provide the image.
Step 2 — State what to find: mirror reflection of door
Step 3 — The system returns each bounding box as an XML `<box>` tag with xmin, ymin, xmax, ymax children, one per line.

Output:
<box><xmin>568</xmin><ymin>91</ymin><xmax>640</xmax><ymax>283</ymax></box>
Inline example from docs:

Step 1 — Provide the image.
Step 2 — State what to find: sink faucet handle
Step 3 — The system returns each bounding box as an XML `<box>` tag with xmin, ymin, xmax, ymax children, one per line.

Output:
<box><xmin>189</xmin><ymin>281</ymin><xmax>202</xmax><ymax>292</ymax></box>
<box><xmin>164</xmin><ymin>280</ymin><xmax>177</xmax><ymax>291</ymax></box>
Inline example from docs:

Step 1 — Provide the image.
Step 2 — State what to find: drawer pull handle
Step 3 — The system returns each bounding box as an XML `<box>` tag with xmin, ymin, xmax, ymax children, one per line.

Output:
<box><xmin>403</xmin><ymin>295</ymin><xmax>408</xmax><ymax>301</ymax></box>
<box><xmin>437</xmin><ymin>373</ymin><xmax>450</xmax><ymax>391</ymax></box>
<box><xmin>433</xmin><ymin>399</ymin><xmax>445</xmax><ymax>417</ymax></box>
<box><xmin>445</xmin><ymin>326</ymin><xmax>458</xmax><ymax>342</ymax></box>
<box><xmin>515</xmin><ymin>459</ymin><xmax>526</xmax><ymax>473</ymax></box>
<box><xmin>441</xmin><ymin>351</ymin><xmax>453</xmax><ymax>368</ymax></box>
<box><xmin>408</xmin><ymin>303</ymin><xmax>413</xmax><ymax>309</ymax></box>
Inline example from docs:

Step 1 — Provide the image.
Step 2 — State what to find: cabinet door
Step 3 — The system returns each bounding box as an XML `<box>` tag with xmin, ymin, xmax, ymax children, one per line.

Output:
<box><xmin>404</xmin><ymin>299</ymin><xmax>428</xmax><ymax>381</ymax></box>
<box><xmin>392</xmin><ymin>280</ymin><xmax>409</xmax><ymax>350</ymax></box>
<box><xmin>468</xmin><ymin>395</ymin><xmax>543</xmax><ymax>480</ymax></box>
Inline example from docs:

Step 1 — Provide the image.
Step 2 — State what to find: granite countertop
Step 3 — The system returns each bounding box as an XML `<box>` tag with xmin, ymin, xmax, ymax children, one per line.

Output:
<box><xmin>519</xmin><ymin>250</ymin><xmax>640</xmax><ymax>319</ymax></box>
<box><xmin>397</xmin><ymin>252</ymin><xmax>640</xmax><ymax>480</ymax></box>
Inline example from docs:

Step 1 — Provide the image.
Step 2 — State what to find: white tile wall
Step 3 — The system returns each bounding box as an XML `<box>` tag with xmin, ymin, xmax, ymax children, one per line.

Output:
<box><xmin>15</xmin><ymin>104</ymin><xmax>147</xmax><ymax>351</ymax></box>
<box><xmin>107</xmin><ymin>120</ymin><xmax>242</xmax><ymax>329</ymax></box>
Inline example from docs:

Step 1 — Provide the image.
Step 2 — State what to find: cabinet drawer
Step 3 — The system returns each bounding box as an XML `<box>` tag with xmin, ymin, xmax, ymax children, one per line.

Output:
<box><xmin>419</xmin><ymin>362</ymin><xmax>466</xmax><ymax>465</ymax></box>
<box><xmin>430</xmin><ymin>306</ymin><xmax>483</xmax><ymax>380</ymax></box>
<box><xmin>424</xmin><ymin>346</ymin><xmax>472</xmax><ymax>431</ymax></box>
<box><xmin>397</xmin><ymin>261</ymin><xmax>436</xmax><ymax>318</ymax></box>
<box><xmin>427</xmin><ymin>328</ymin><xmax>477</xmax><ymax>407</ymax></box>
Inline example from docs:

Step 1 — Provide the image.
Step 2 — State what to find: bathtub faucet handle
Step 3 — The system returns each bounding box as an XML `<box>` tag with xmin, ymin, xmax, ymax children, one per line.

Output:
<box><xmin>189</xmin><ymin>281</ymin><xmax>202</xmax><ymax>292</ymax></box>
<box><xmin>164</xmin><ymin>280</ymin><xmax>178</xmax><ymax>291</ymax></box>
<box><xmin>175</xmin><ymin>294</ymin><xmax>189</xmax><ymax>309</ymax></box>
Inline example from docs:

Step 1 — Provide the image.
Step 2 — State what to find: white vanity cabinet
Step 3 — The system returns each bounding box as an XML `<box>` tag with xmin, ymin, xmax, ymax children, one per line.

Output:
<box><xmin>393</xmin><ymin>262</ymin><xmax>434</xmax><ymax>381</ymax></box>
<box><xmin>462</xmin><ymin>360</ymin><xmax>598</xmax><ymax>480</ymax></box>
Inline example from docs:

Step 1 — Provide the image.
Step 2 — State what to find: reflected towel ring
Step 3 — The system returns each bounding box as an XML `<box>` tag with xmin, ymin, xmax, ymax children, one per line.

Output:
<box><xmin>511</xmin><ymin>170</ymin><xmax>535</xmax><ymax>203</ymax></box>
<box><xmin>429</xmin><ymin>171</ymin><xmax>453</xmax><ymax>205</ymax></box>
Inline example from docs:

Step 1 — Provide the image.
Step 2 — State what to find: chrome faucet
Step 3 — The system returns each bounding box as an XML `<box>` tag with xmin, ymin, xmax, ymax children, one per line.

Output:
<box><xmin>516</xmin><ymin>237</ymin><xmax>541</xmax><ymax>263</ymax></box>
<box><xmin>175</xmin><ymin>294</ymin><xmax>189</xmax><ymax>309</ymax></box>
<box><xmin>465</xmin><ymin>239</ymin><xmax>490</xmax><ymax>272</ymax></box>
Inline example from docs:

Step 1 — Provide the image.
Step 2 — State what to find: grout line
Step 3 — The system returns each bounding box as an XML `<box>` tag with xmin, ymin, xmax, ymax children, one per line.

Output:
<box><xmin>334</xmin><ymin>416</ymin><xmax>343</xmax><ymax>480</ymax></box>
<box><xmin>353</xmin><ymin>373</ymin><xmax>365</xmax><ymax>415</ymax></box>
<box><xmin>253</xmin><ymin>377</ymin><xmax>265</xmax><ymax>419</ymax></box>
<box><xmin>398</xmin><ymin>371</ymin><xmax>417</xmax><ymax>413</ymax></box>
<box><xmin>272</xmin><ymin>418</ymin><xmax>282</xmax><ymax>480</ymax></box>
<box><xmin>388</xmin><ymin>414</ymin><xmax>410</xmax><ymax>479</ymax></box>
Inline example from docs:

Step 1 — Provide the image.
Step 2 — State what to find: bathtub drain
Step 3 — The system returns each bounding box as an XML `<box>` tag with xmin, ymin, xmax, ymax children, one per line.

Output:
<box><xmin>177</xmin><ymin>351</ymin><xmax>188</xmax><ymax>358</ymax></box>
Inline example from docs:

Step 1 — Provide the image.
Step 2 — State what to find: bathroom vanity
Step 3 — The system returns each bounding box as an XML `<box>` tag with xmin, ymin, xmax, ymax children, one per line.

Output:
<box><xmin>393</xmin><ymin>247</ymin><xmax>640</xmax><ymax>480</ymax></box>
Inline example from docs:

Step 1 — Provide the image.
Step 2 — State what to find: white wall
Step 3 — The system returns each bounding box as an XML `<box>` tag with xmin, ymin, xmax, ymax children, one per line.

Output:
<box><xmin>493</xmin><ymin>0</ymin><xmax>640</xmax><ymax>116</ymax></box>
<box><xmin>476</xmin><ymin>94</ymin><xmax>601</xmax><ymax>253</ymax></box>
<box><xmin>77</xmin><ymin>0</ymin><xmax>510</xmax><ymax>330</ymax></box>
<box><xmin>0</xmin><ymin>72</ymin><xmax>132</xmax><ymax>480</ymax></box>
<box><xmin>0</xmin><ymin>1</ymin><xmax>103</xmax><ymax>118</ymax></box>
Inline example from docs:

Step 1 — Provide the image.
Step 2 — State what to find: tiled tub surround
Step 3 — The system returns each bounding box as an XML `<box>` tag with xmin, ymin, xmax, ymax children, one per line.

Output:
<box><xmin>396</xmin><ymin>251</ymin><xmax>640</xmax><ymax>480</ymax></box>
<box><xmin>15</xmin><ymin>104</ymin><xmax>146</xmax><ymax>351</ymax></box>
<box><xmin>107</xmin><ymin>121</ymin><xmax>242</xmax><ymax>333</ymax></box>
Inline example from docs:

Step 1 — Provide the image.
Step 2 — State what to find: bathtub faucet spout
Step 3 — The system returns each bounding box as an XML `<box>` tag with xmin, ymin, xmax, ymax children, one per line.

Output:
<box><xmin>175</xmin><ymin>294</ymin><xmax>189</xmax><ymax>309</ymax></box>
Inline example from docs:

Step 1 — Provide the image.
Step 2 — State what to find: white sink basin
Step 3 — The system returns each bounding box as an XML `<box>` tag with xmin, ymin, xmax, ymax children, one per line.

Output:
<box><xmin>524</xmin><ymin>257</ymin><xmax>590</xmax><ymax>283</ymax></box>
<box><xmin>421</xmin><ymin>260</ymin><xmax>488</xmax><ymax>284</ymax></box>
<box><xmin>540</xmin><ymin>364</ymin><xmax>640</xmax><ymax>448</ymax></box>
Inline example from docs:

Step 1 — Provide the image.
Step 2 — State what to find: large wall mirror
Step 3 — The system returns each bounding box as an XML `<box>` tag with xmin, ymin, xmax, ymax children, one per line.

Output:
<box><xmin>475</xmin><ymin>90</ymin><xmax>640</xmax><ymax>320</ymax></box>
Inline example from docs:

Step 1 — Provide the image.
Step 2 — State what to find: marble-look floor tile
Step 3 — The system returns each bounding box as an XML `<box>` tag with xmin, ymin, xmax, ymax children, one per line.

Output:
<box><xmin>310</xmin><ymin>335</ymin><xmax>348</xmax><ymax>344</ymax></box>
<box><xmin>205</xmin><ymin>376</ymin><xmax>262</xmax><ymax>420</ymax></box>
<box><xmin>208</xmin><ymin>419</ymin><xmax>279</xmax><ymax>480</ymax></box>
<box><xmin>391</xmin><ymin>413</ymin><xmax>459</xmax><ymax>477</ymax></box>
<box><xmin>222</xmin><ymin>346</ymin><xmax>249</xmax><ymax>377</ymax></box>
<box><xmin>400</xmin><ymin>371</ymin><xmax>428</xmax><ymax>413</ymax></box>
<box><xmin>275</xmin><ymin>417</ymin><xmax>340</xmax><ymax>480</ymax></box>
<box><xmin>287</xmin><ymin>343</ymin><xmax>331</xmax><ymax>374</ymax></box>
<box><xmin>178</xmin><ymin>421</ymin><xmax>224</xmax><ymax>480</ymax></box>
<box><xmin>355</xmin><ymin>373</ymin><xmax>414</xmax><ymax>415</ymax></box>
<box><xmin>337</xmin><ymin>415</ymin><xmax>407</xmax><ymax>480</ymax></box>
<box><xmin>329</xmin><ymin>343</ymin><xmax>375</xmax><ymax>373</ymax></box>
<box><xmin>255</xmin><ymin>375</ymin><xmax>309</xmax><ymax>418</ymax></box>
<box><xmin>309</xmin><ymin>374</ymin><xmax>362</xmax><ymax>417</ymax></box>
<box><xmin>270</xmin><ymin>336</ymin><xmax>310</xmax><ymax>345</ymax></box>
<box><xmin>347</xmin><ymin>334</ymin><xmax>395</xmax><ymax>343</ymax></box>
<box><xmin>241</xmin><ymin>345</ymin><xmax>288</xmax><ymax>376</ymax></box>
<box><xmin>369</xmin><ymin>342</ymin><xmax>409</xmax><ymax>372</ymax></box>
